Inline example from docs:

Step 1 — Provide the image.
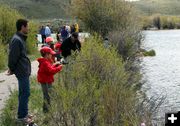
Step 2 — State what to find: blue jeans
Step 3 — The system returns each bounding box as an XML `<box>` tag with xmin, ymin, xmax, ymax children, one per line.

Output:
<box><xmin>17</xmin><ymin>76</ymin><xmax>30</xmax><ymax>119</ymax></box>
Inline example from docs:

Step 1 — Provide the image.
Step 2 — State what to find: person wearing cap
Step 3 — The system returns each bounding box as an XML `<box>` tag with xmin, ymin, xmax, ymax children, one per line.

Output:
<box><xmin>54</xmin><ymin>40</ymin><xmax>62</xmax><ymax>61</ymax></box>
<box><xmin>37</xmin><ymin>46</ymin><xmax>63</xmax><ymax>113</ymax></box>
<box><xmin>61</xmin><ymin>32</ymin><xmax>81</xmax><ymax>59</ymax></box>
<box><xmin>43</xmin><ymin>36</ymin><xmax>54</xmax><ymax>50</ymax></box>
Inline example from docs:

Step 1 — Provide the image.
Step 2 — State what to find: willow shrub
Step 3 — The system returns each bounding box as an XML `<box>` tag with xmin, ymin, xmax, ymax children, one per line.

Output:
<box><xmin>26</xmin><ymin>21</ymin><xmax>39</xmax><ymax>55</ymax></box>
<box><xmin>40</xmin><ymin>36</ymin><xmax>143</xmax><ymax>126</ymax></box>
<box><xmin>70</xmin><ymin>0</ymin><xmax>142</xmax><ymax>60</ymax></box>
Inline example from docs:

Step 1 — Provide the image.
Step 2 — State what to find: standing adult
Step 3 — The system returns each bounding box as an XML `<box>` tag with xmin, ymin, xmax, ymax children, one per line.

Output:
<box><xmin>7</xmin><ymin>19</ymin><xmax>32</xmax><ymax>123</ymax></box>
<box><xmin>39</xmin><ymin>25</ymin><xmax>46</xmax><ymax>44</ymax></box>
<box><xmin>61</xmin><ymin>32</ymin><xmax>81</xmax><ymax>59</ymax></box>
<box><xmin>45</xmin><ymin>24</ymin><xmax>51</xmax><ymax>38</ymax></box>
<box><xmin>74</xmin><ymin>23</ymin><xmax>79</xmax><ymax>32</ymax></box>
<box><xmin>60</xmin><ymin>26</ymin><xmax>69</xmax><ymax>41</ymax></box>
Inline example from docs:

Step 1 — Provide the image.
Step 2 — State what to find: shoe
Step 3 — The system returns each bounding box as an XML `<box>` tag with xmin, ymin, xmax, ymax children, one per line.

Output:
<box><xmin>26</xmin><ymin>114</ymin><xmax>34</xmax><ymax>119</ymax></box>
<box><xmin>17</xmin><ymin>117</ymin><xmax>33</xmax><ymax>124</ymax></box>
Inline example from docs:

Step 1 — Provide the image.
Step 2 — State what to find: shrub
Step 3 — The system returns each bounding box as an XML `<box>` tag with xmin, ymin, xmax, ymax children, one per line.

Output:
<box><xmin>0</xmin><ymin>5</ymin><xmax>23</xmax><ymax>45</ymax></box>
<box><xmin>143</xmin><ymin>49</ymin><xmax>156</xmax><ymax>56</ymax></box>
<box><xmin>26</xmin><ymin>21</ymin><xmax>39</xmax><ymax>55</ymax></box>
<box><xmin>41</xmin><ymin>36</ymin><xmax>146</xmax><ymax>126</ymax></box>
<box><xmin>70</xmin><ymin>0</ymin><xmax>142</xmax><ymax>60</ymax></box>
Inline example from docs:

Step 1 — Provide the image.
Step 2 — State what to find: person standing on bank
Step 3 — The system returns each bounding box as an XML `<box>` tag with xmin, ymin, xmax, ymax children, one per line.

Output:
<box><xmin>7</xmin><ymin>19</ymin><xmax>32</xmax><ymax>123</ymax></box>
<box><xmin>61</xmin><ymin>32</ymin><xmax>81</xmax><ymax>59</ymax></box>
<box><xmin>39</xmin><ymin>25</ymin><xmax>46</xmax><ymax>44</ymax></box>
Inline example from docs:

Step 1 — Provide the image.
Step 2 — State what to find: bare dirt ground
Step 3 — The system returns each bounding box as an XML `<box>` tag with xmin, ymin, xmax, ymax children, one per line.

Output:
<box><xmin>0</xmin><ymin>61</ymin><xmax>38</xmax><ymax>113</ymax></box>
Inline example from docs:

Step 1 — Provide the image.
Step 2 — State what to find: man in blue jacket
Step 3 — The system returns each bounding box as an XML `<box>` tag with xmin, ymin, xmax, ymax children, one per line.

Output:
<box><xmin>39</xmin><ymin>25</ymin><xmax>46</xmax><ymax>43</ymax></box>
<box><xmin>7</xmin><ymin>19</ymin><xmax>32</xmax><ymax>123</ymax></box>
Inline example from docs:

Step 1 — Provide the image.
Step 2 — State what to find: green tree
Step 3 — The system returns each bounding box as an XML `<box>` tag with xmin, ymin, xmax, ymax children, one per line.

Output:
<box><xmin>70</xmin><ymin>0</ymin><xmax>142</xmax><ymax>60</ymax></box>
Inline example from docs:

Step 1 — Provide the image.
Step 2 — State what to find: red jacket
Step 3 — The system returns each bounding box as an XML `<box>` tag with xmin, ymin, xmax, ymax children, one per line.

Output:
<box><xmin>54</xmin><ymin>42</ymin><xmax>62</xmax><ymax>54</ymax></box>
<box><xmin>37</xmin><ymin>58</ymin><xmax>62</xmax><ymax>84</ymax></box>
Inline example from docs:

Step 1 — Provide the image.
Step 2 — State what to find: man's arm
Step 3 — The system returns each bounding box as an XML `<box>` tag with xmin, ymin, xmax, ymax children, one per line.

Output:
<box><xmin>8</xmin><ymin>39</ymin><xmax>21</xmax><ymax>73</ymax></box>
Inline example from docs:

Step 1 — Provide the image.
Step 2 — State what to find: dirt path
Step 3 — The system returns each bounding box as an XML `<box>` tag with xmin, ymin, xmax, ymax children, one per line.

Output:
<box><xmin>0</xmin><ymin>61</ymin><xmax>38</xmax><ymax>113</ymax></box>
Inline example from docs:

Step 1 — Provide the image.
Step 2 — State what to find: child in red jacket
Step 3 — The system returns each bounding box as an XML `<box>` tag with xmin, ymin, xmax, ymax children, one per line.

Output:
<box><xmin>37</xmin><ymin>46</ymin><xmax>62</xmax><ymax>113</ymax></box>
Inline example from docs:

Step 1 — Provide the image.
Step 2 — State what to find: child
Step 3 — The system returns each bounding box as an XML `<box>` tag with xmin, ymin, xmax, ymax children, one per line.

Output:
<box><xmin>42</xmin><ymin>37</ymin><xmax>56</xmax><ymax>63</ymax></box>
<box><xmin>37</xmin><ymin>46</ymin><xmax>62</xmax><ymax>113</ymax></box>
<box><xmin>54</xmin><ymin>40</ymin><xmax>62</xmax><ymax>61</ymax></box>
<box><xmin>42</xmin><ymin>36</ymin><xmax>54</xmax><ymax>50</ymax></box>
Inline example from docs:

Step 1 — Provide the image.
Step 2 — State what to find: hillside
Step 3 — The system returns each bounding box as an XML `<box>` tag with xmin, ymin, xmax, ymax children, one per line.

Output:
<box><xmin>133</xmin><ymin>0</ymin><xmax>180</xmax><ymax>15</ymax></box>
<box><xmin>0</xmin><ymin>0</ymin><xmax>69</xmax><ymax>19</ymax></box>
<box><xmin>1</xmin><ymin>0</ymin><xmax>180</xmax><ymax>19</ymax></box>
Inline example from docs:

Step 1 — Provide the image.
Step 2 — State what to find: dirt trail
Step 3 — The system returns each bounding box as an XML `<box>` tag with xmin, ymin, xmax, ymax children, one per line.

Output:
<box><xmin>0</xmin><ymin>61</ymin><xmax>38</xmax><ymax>113</ymax></box>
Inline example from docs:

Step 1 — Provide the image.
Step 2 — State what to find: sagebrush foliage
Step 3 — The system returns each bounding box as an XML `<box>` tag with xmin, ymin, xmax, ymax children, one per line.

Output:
<box><xmin>0</xmin><ymin>4</ymin><xmax>38</xmax><ymax>70</ymax></box>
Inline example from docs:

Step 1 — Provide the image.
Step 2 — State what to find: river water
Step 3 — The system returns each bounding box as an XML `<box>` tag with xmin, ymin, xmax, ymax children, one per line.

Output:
<box><xmin>141</xmin><ymin>30</ymin><xmax>180</xmax><ymax>124</ymax></box>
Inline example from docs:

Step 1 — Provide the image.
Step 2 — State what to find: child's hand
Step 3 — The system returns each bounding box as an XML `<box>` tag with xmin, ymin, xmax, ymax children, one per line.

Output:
<box><xmin>53</xmin><ymin>62</ymin><xmax>61</xmax><ymax>66</ymax></box>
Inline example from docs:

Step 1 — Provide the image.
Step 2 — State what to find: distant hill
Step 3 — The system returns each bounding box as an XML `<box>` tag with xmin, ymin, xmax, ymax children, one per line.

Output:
<box><xmin>1</xmin><ymin>0</ymin><xmax>180</xmax><ymax>19</ymax></box>
<box><xmin>0</xmin><ymin>0</ymin><xmax>69</xmax><ymax>19</ymax></box>
<box><xmin>133</xmin><ymin>0</ymin><xmax>180</xmax><ymax>16</ymax></box>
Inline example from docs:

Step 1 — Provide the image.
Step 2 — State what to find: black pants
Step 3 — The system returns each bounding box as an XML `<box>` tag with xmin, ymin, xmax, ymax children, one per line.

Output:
<box><xmin>41</xmin><ymin>84</ymin><xmax>52</xmax><ymax>113</ymax></box>
<box><xmin>41</xmin><ymin>35</ymin><xmax>46</xmax><ymax>44</ymax></box>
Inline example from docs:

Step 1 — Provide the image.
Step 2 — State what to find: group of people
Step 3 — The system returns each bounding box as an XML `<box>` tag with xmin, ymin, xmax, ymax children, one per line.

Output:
<box><xmin>7</xmin><ymin>19</ymin><xmax>81</xmax><ymax>124</ymax></box>
<box><xmin>39</xmin><ymin>23</ymin><xmax>79</xmax><ymax>44</ymax></box>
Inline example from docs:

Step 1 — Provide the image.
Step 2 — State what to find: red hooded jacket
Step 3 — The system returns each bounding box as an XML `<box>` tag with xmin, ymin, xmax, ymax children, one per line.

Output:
<box><xmin>37</xmin><ymin>58</ymin><xmax>62</xmax><ymax>84</ymax></box>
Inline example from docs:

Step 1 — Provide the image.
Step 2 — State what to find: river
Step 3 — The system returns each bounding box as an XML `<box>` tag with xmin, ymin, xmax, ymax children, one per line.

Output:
<box><xmin>141</xmin><ymin>30</ymin><xmax>180</xmax><ymax>124</ymax></box>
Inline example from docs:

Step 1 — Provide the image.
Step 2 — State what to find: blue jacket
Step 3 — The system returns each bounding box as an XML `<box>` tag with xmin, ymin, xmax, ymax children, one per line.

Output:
<box><xmin>40</xmin><ymin>27</ymin><xmax>45</xmax><ymax>35</ymax></box>
<box><xmin>45</xmin><ymin>26</ymin><xmax>51</xmax><ymax>37</ymax></box>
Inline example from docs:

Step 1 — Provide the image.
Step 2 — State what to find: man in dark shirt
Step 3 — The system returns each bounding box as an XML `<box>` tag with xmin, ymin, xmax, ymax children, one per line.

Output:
<box><xmin>7</xmin><ymin>19</ymin><xmax>32</xmax><ymax>123</ymax></box>
<box><xmin>61</xmin><ymin>32</ymin><xmax>81</xmax><ymax>58</ymax></box>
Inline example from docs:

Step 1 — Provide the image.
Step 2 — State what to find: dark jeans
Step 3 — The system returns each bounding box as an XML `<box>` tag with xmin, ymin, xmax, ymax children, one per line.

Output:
<box><xmin>41</xmin><ymin>84</ymin><xmax>52</xmax><ymax>113</ymax></box>
<box><xmin>17</xmin><ymin>76</ymin><xmax>30</xmax><ymax>119</ymax></box>
<box><xmin>41</xmin><ymin>35</ymin><xmax>46</xmax><ymax>44</ymax></box>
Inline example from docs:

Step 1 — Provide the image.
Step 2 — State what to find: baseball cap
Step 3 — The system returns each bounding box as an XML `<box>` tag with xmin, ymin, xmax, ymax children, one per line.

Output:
<box><xmin>40</xmin><ymin>46</ymin><xmax>56</xmax><ymax>55</ymax></box>
<box><xmin>45</xmin><ymin>37</ymin><xmax>53</xmax><ymax>43</ymax></box>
